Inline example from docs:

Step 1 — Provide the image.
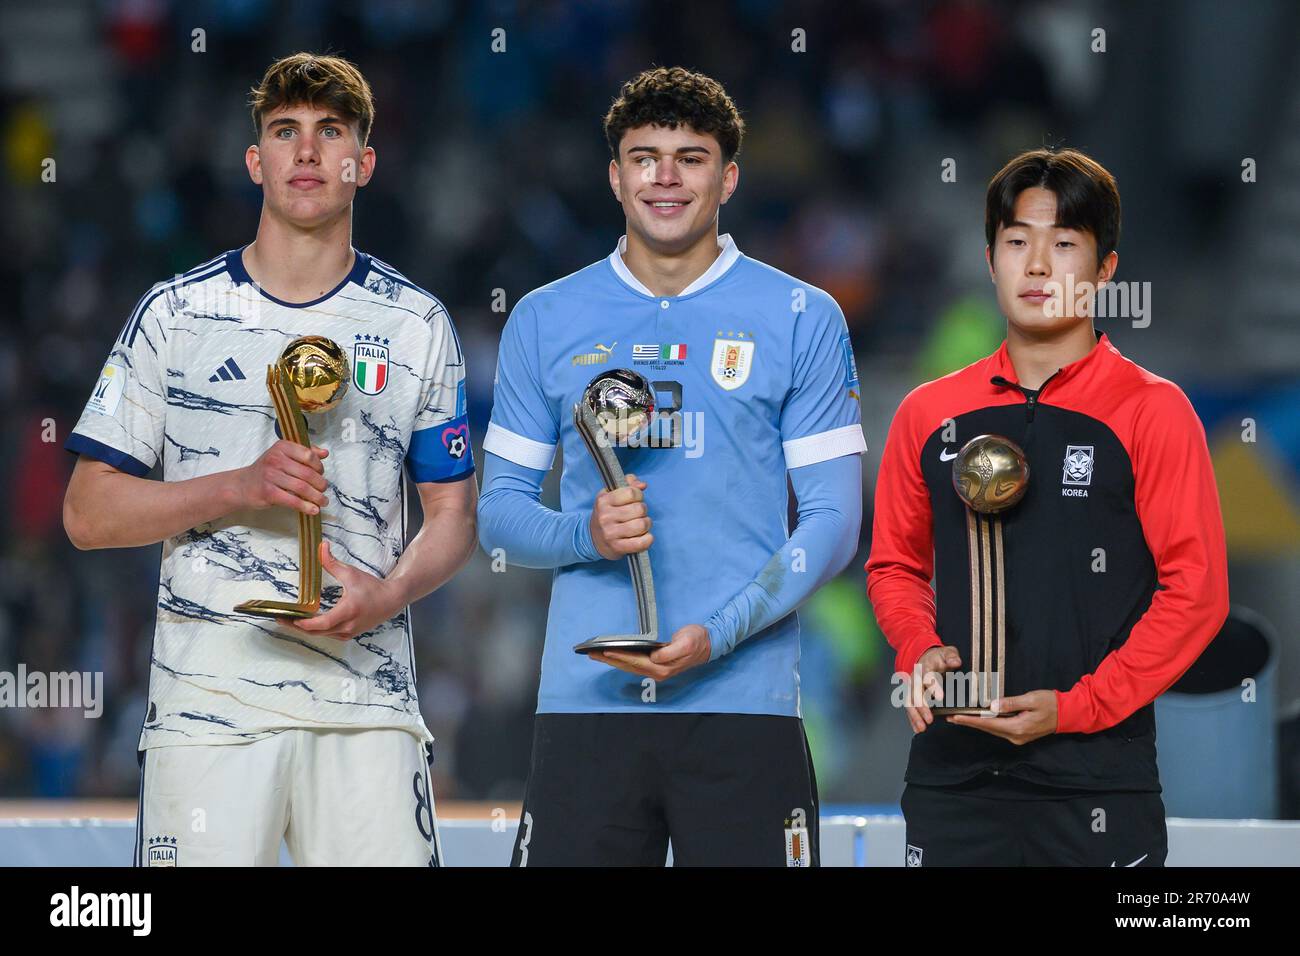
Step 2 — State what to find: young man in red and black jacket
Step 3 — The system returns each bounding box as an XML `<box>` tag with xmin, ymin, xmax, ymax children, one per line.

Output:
<box><xmin>866</xmin><ymin>148</ymin><xmax>1229</xmax><ymax>866</ymax></box>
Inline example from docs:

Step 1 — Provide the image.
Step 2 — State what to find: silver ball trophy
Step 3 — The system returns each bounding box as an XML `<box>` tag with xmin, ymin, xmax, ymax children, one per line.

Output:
<box><xmin>572</xmin><ymin>369</ymin><xmax>663</xmax><ymax>655</ymax></box>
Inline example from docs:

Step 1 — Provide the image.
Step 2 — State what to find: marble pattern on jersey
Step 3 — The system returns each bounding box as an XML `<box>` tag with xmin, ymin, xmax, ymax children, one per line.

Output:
<box><xmin>165</xmin><ymin>384</ymin><xmax>276</xmax><ymax>420</ymax></box>
<box><xmin>154</xmin><ymin>565</ymin><xmax>417</xmax><ymax>716</ymax></box>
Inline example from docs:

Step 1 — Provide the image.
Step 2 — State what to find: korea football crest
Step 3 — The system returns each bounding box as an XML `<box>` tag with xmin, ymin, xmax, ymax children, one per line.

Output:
<box><xmin>711</xmin><ymin>336</ymin><xmax>754</xmax><ymax>390</ymax></box>
<box><xmin>353</xmin><ymin>334</ymin><xmax>390</xmax><ymax>395</ymax></box>
<box><xmin>1062</xmin><ymin>445</ymin><xmax>1095</xmax><ymax>486</ymax></box>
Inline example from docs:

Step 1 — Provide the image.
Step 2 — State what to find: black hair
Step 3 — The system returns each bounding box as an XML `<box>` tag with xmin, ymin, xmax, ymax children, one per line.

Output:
<box><xmin>986</xmin><ymin>148</ymin><xmax>1120</xmax><ymax>266</ymax></box>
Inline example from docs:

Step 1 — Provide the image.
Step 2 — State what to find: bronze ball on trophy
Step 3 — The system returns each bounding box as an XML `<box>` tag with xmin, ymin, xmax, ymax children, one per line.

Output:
<box><xmin>582</xmin><ymin>368</ymin><xmax>655</xmax><ymax>444</ymax></box>
<box><xmin>951</xmin><ymin>434</ymin><xmax>1030</xmax><ymax>514</ymax></box>
<box><xmin>280</xmin><ymin>336</ymin><xmax>350</xmax><ymax>413</ymax></box>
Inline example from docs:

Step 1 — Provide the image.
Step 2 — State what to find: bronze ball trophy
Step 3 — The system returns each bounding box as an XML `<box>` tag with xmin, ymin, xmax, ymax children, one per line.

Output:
<box><xmin>933</xmin><ymin>434</ymin><xmax>1030</xmax><ymax>715</ymax></box>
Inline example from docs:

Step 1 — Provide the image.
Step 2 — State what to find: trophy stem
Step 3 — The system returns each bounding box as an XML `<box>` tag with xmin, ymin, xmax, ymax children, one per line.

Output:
<box><xmin>572</xmin><ymin>402</ymin><xmax>660</xmax><ymax>654</ymax></box>
<box><xmin>979</xmin><ymin>513</ymin><xmax>993</xmax><ymax>707</ymax></box>
<box><xmin>967</xmin><ymin>508</ymin><xmax>980</xmax><ymax>690</ymax></box>
<box><xmin>993</xmin><ymin>516</ymin><xmax>1006</xmax><ymax>705</ymax></box>
<box><xmin>934</xmin><ymin>509</ymin><xmax>1005</xmax><ymax>715</ymax></box>
<box><xmin>233</xmin><ymin>362</ymin><xmax>323</xmax><ymax>620</ymax></box>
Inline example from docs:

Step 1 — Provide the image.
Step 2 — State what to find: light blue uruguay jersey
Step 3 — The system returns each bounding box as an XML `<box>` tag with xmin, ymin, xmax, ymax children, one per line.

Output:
<box><xmin>65</xmin><ymin>248</ymin><xmax>473</xmax><ymax>749</ymax></box>
<box><xmin>484</xmin><ymin>235</ymin><xmax>866</xmax><ymax>716</ymax></box>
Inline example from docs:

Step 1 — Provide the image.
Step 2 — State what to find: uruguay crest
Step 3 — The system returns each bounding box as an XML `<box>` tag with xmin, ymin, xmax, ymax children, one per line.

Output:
<box><xmin>353</xmin><ymin>335</ymin><xmax>390</xmax><ymax>395</ymax></box>
<box><xmin>711</xmin><ymin>337</ymin><xmax>754</xmax><ymax>390</ymax></box>
<box><xmin>785</xmin><ymin>827</ymin><xmax>810</xmax><ymax>867</ymax></box>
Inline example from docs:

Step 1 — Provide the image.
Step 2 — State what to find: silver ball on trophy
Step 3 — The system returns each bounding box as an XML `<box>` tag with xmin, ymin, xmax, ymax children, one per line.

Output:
<box><xmin>582</xmin><ymin>368</ymin><xmax>656</xmax><ymax>445</ymax></box>
<box><xmin>951</xmin><ymin>434</ymin><xmax>1030</xmax><ymax>514</ymax></box>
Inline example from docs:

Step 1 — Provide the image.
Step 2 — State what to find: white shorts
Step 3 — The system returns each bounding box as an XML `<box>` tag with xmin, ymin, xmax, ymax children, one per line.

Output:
<box><xmin>135</xmin><ymin>728</ymin><xmax>441</xmax><ymax>866</ymax></box>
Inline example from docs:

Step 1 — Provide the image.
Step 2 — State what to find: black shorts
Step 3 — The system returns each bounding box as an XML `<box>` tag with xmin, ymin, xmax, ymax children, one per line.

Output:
<box><xmin>900</xmin><ymin>773</ymin><xmax>1168</xmax><ymax>867</ymax></box>
<box><xmin>511</xmin><ymin>713</ymin><xmax>820</xmax><ymax>867</ymax></box>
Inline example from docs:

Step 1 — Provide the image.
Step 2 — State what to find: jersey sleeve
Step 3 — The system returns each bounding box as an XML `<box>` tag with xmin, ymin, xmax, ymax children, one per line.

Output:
<box><xmin>705</xmin><ymin>453</ymin><xmax>862</xmax><ymax>659</ymax></box>
<box><xmin>405</xmin><ymin>301</ymin><xmax>475</xmax><ymax>484</ymax></box>
<box><xmin>64</xmin><ymin>293</ymin><xmax>168</xmax><ymax>476</ymax></box>
<box><xmin>1054</xmin><ymin>383</ymin><xmax>1230</xmax><ymax>733</ymax></box>
<box><xmin>779</xmin><ymin>291</ymin><xmax>868</xmax><ymax>469</ymax></box>
<box><xmin>864</xmin><ymin>386</ymin><xmax>944</xmax><ymax>679</ymax></box>
<box><xmin>481</xmin><ymin>294</ymin><xmax>560</xmax><ymax>471</ymax></box>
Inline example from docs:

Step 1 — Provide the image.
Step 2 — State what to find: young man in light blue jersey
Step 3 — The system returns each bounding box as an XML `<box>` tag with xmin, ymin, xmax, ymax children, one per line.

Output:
<box><xmin>479</xmin><ymin>67</ymin><xmax>866</xmax><ymax>866</ymax></box>
<box><xmin>62</xmin><ymin>54</ymin><xmax>476</xmax><ymax>866</ymax></box>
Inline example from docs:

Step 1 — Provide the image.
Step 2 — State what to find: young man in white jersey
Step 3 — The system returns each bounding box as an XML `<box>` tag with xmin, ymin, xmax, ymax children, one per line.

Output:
<box><xmin>62</xmin><ymin>53</ymin><xmax>477</xmax><ymax>866</ymax></box>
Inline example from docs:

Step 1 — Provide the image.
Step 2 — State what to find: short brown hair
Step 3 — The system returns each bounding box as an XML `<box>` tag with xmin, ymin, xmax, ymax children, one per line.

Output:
<box><xmin>603</xmin><ymin>66</ymin><xmax>745</xmax><ymax>163</ymax></box>
<box><xmin>986</xmin><ymin>148</ymin><xmax>1121</xmax><ymax>266</ymax></box>
<box><xmin>249</xmin><ymin>52</ymin><xmax>376</xmax><ymax>144</ymax></box>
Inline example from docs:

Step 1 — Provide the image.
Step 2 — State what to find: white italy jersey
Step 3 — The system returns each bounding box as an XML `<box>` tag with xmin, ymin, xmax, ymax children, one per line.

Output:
<box><xmin>66</xmin><ymin>248</ymin><xmax>474</xmax><ymax>750</ymax></box>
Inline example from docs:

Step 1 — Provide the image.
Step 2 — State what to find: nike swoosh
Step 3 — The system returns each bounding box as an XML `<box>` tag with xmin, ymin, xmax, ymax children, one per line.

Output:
<box><xmin>939</xmin><ymin>449</ymin><xmax>958</xmax><ymax>461</ymax></box>
<box><xmin>1110</xmin><ymin>853</ymin><xmax>1149</xmax><ymax>867</ymax></box>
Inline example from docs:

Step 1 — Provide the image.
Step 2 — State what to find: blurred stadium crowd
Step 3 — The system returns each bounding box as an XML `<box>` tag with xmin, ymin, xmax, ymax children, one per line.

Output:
<box><xmin>1</xmin><ymin>0</ymin><xmax>1297</xmax><ymax>809</ymax></box>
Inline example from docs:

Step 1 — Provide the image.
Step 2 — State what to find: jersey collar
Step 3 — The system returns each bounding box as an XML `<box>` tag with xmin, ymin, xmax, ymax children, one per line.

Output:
<box><xmin>608</xmin><ymin>233</ymin><xmax>741</xmax><ymax>299</ymax></box>
<box><xmin>226</xmin><ymin>245</ymin><xmax>371</xmax><ymax>309</ymax></box>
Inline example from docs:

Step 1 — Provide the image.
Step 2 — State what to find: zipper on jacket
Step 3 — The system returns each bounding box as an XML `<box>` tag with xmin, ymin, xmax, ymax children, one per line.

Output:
<box><xmin>991</xmin><ymin>369</ymin><xmax>1061</xmax><ymax>423</ymax></box>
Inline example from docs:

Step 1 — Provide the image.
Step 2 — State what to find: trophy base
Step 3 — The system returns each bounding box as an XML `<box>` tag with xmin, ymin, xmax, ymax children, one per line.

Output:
<box><xmin>573</xmin><ymin>635</ymin><xmax>662</xmax><ymax>655</ymax></box>
<box><xmin>932</xmin><ymin>705</ymin><xmax>1000</xmax><ymax>717</ymax></box>
<box><xmin>234</xmin><ymin>599</ymin><xmax>318</xmax><ymax>620</ymax></box>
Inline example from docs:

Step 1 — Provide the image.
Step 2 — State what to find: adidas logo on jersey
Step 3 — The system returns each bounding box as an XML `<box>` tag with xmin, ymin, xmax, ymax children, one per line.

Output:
<box><xmin>209</xmin><ymin>358</ymin><xmax>246</xmax><ymax>382</ymax></box>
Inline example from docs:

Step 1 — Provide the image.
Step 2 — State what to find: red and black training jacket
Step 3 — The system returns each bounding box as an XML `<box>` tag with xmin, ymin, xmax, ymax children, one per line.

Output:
<box><xmin>866</xmin><ymin>333</ymin><xmax>1229</xmax><ymax>791</ymax></box>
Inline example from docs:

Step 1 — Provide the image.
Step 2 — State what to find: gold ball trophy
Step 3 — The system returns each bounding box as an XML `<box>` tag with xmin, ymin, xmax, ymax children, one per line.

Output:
<box><xmin>572</xmin><ymin>368</ymin><xmax>663</xmax><ymax>654</ymax></box>
<box><xmin>233</xmin><ymin>336</ymin><xmax>349</xmax><ymax>620</ymax></box>
<box><xmin>933</xmin><ymin>434</ymin><xmax>1030</xmax><ymax>715</ymax></box>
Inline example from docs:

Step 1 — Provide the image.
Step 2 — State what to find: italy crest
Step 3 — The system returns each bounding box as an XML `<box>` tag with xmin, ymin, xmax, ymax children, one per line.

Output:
<box><xmin>353</xmin><ymin>336</ymin><xmax>390</xmax><ymax>395</ymax></box>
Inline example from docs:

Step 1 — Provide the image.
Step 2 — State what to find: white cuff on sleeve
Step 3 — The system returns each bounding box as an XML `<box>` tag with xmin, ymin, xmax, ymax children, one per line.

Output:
<box><xmin>783</xmin><ymin>424</ymin><xmax>867</xmax><ymax>469</ymax></box>
<box><xmin>483</xmin><ymin>422</ymin><xmax>557</xmax><ymax>471</ymax></box>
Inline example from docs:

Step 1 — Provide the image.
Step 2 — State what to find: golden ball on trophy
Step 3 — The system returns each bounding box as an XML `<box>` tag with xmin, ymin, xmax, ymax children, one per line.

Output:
<box><xmin>952</xmin><ymin>434</ymin><xmax>1030</xmax><ymax>514</ymax></box>
<box><xmin>280</xmin><ymin>336</ymin><xmax>349</xmax><ymax>412</ymax></box>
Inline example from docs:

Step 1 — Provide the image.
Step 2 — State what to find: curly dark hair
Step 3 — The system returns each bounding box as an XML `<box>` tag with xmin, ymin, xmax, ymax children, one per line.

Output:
<box><xmin>603</xmin><ymin>66</ymin><xmax>745</xmax><ymax>163</ymax></box>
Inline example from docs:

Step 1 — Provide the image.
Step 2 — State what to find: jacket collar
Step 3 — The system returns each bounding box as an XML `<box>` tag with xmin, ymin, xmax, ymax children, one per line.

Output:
<box><xmin>989</xmin><ymin>330</ymin><xmax>1118</xmax><ymax>389</ymax></box>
